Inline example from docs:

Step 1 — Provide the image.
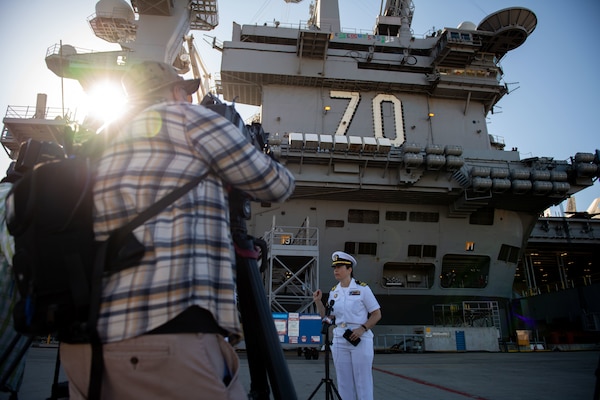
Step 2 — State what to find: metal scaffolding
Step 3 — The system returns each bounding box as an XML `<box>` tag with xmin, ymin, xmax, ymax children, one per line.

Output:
<box><xmin>262</xmin><ymin>217</ymin><xmax>320</xmax><ymax>314</ymax></box>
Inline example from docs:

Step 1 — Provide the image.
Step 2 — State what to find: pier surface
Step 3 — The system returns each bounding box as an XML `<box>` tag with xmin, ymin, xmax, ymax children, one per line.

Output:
<box><xmin>3</xmin><ymin>346</ymin><xmax>598</xmax><ymax>399</ymax></box>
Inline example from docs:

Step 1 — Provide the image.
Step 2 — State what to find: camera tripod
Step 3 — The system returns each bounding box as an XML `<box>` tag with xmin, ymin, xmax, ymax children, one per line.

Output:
<box><xmin>203</xmin><ymin>94</ymin><xmax>297</xmax><ymax>400</ymax></box>
<box><xmin>308</xmin><ymin>303</ymin><xmax>341</xmax><ymax>400</ymax></box>
<box><xmin>0</xmin><ymin>334</ymin><xmax>68</xmax><ymax>400</ymax></box>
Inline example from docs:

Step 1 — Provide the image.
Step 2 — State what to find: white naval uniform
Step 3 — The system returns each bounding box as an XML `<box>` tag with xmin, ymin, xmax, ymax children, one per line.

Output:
<box><xmin>329</xmin><ymin>278</ymin><xmax>380</xmax><ymax>400</ymax></box>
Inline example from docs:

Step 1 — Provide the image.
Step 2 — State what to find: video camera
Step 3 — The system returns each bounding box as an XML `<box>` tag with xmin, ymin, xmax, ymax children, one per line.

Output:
<box><xmin>200</xmin><ymin>94</ymin><xmax>277</xmax><ymax>222</ymax></box>
<box><xmin>200</xmin><ymin>94</ymin><xmax>274</xmax><ymax>159</ymax></box>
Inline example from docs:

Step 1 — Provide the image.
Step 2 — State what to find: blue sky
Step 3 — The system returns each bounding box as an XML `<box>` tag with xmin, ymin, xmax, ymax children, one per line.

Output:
<box><xmin>0</xmin><ymin>0</ymin><xmax>598</xmax><ymax>212</ymax></box>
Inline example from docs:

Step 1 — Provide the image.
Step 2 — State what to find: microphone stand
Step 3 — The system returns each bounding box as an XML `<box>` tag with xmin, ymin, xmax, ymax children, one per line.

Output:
<box><xmin>308</xmin><ymin>301</ymin><xmax>341</xmax><ymax>400</ymax></box>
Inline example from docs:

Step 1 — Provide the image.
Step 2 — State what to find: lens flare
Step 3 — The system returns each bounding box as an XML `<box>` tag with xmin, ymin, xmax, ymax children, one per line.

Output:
<box><xmin>81</xmin><ymin>81</ymin><xmax>127</xmax><ymax>128</ymax></box>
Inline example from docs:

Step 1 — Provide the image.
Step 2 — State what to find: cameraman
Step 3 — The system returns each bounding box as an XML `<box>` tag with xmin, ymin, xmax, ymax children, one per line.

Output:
<box><xmin>60</xmin><ymin>61</ymin><xmax>295</xmax><ymax>399</ymax></box>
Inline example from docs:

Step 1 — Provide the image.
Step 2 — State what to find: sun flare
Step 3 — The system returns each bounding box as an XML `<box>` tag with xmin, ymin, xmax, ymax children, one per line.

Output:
<box><xmin>81</xmin><ymin>81</ymin><xmax>128</xmax><ymax>129</ymax></box>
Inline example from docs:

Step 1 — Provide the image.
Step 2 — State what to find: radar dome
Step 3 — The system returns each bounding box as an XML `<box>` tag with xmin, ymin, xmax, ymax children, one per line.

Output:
<box><xmin>59</xmin><ymin>44</ymin><xmax>77</xmax><ymax>56</ymax></box>
<box><xmin>95</xmin><ymin>0</ymin><xmax>134</xmax><ymax>21</ymax></box>
<box><xmin>457</xmin><ymin>21</ymin><xmax>477</xmax><ymax>30</ymax></box>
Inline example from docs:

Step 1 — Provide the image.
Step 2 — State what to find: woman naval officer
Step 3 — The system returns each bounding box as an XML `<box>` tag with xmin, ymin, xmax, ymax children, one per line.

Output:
<box><xmin>312</xmin><ymin>251</ymin><xmax>382</xmax><ymax>400</ymax></box>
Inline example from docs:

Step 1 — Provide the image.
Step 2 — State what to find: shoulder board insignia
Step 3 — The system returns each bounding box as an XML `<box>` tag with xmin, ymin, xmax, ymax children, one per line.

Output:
<box><xmin>331</xmin><ymin>284</ymin><xmax>338</xmax><ymax>291</ymax></box>
<box><xmin>359</xmin><ymin>282</ymin><xmax>367</xmax><ymax>287</ymax></box>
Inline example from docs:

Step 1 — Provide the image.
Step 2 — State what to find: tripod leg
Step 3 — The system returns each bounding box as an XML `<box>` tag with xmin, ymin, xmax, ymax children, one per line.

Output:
<box><xmin>237</xmin><ymin>255</ymin><xmax>270</xmax><ymax>400</ymax></box>
<box><xmin>234</xmin><ymin>233</ymin><xmax>297</xmax><ymax>400</ymax></box>
<box><xmin>307</xmin><ymin>380</ymin><xmax>324</xmax><ymax>400</ymax></box>
<box><xmin>308</xmin><ymin>323</ymin><xmax>342</xmax><ymax>400</ymax></box>
<box><xmin>594</xmin><ymin>354</ymin><xmax>599</xmax><ymax>400</ymax></box>
<box><xmin>228</xmin><ymin>188</ymin><xmax>296</xmax><ymax>400</ymax></box>
<box><xmin>330</xmin><ymin>380</ymin><xmax>342</xmax><ymax>400</ymax></box>
<box><xmin>47</xmin><ymin>345</ymin><xmax>69</xmax><ymax>400</ymax></box>
<box><xmin>237</xmin><ymin>283</ymin><xmax>269</xmax><ymax>400</ymax></box>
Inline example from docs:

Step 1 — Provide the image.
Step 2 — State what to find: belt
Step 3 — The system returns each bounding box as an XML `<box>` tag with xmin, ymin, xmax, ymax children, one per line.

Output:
<box><xmin>148</xmin><ymin>306</ymin><xmax>226</xmax><ymax>335</ymax></box>
<box><xmin>337</xmin><ymin>322</ymin><xmax>360</xmax><ymax>329</ymax></box>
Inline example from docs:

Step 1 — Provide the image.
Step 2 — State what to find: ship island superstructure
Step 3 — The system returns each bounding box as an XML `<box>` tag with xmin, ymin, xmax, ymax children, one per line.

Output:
<box><xmin>1</xmin><ymin>0</ymin><xmax>599</xmax><ymax>347</ymax></box>
<box><xmin>218</xmin><ymin>0</ymin><xmax>600</xmax><ymax>337</ymax></box>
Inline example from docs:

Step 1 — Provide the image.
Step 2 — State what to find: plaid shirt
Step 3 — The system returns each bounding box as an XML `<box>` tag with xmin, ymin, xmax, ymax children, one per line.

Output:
<box><xmin>93</xmin><ymin>101</ymin><xmax>295</xmax><ymax>343</ymax></box>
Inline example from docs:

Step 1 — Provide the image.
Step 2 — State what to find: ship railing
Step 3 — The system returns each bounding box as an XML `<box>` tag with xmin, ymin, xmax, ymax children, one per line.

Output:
<box><xmin>522</xmin><ymin>272</ymin><xmax>600</xmax><ymax>297</ymax></box>
<box><xmin>253</xmin><ymin>19</ymin><xmax>432</xmax><ymax>40</ymax></box>
<box><xmin>3</xmin><ymin>105</ymin><xmax>72</xmax><ymax>121</ymax></box>
<box><xmin>499</xmin><ymin>337</ymin><xmax>547</xmax><ymax>352</ymax></box>
<box><xmin>249</xmin><ymin>20</ymin><xmax>309</xmax><ymax>30</ymax></box>
<box><xmin>437</xmin><ymin>66</ymin><xmax>502</xmax><ymax>82</ymax></box>
<box><xmin>374</xmin><ymin>333</ymin><xmax>424</xmax><ymax>352</ymax></box>
<box><xmin>252</xmin><ymin>19</ymin><xmax>358</xmax><ymax>34</ymax></box>
<box><xmin>46</xmin><ymin>43</ymin><xmax>124</xmax><ymax>57</ymax></box>
<box><xmin>270</xmin><ymin>295</ymin><xmax>315</xmax><ymax>315</ymax></box>
<box><xmin>264</xmin><ymin>216</ymin><xmax>319</xmax><ymax>248</ymax></box>
<box><xmin>265</xmin><ymin>226</ymin><xmax>318</xmax><ymax>247</ymax></box>
<box><xmin>45</xmin><ymin>43</ymin><xmax>130</xmax><ymax>67</ymax></box>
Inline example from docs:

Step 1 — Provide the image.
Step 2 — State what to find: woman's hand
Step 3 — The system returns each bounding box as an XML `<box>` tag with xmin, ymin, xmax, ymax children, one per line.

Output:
<box><xmin>313</xmin><ymin>289</ymin><xmax>326</xmax><ymax>317</ymax></box>
<box><xmin>312</xmin><ymin>289</ymin><xmax>322</xmax><ymax>302</ymax></box>
<box><xmin>350</xmin><ymin>326</ymin><xmax>366</xmax><ymax>342</ymax></box>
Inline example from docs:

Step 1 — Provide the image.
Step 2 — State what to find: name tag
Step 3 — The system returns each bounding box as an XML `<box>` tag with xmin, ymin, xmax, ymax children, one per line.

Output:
<box><xmin>350</xmin><ymin>290</ymin><xmax>361</xmax><ymax>296</ymax></box>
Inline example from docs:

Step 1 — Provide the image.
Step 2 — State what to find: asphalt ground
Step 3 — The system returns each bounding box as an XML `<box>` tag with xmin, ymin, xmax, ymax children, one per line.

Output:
<box><xmin>2</xmin><ymin>346</ymin><xmax>599</xmax><ymax>400</ymax></box>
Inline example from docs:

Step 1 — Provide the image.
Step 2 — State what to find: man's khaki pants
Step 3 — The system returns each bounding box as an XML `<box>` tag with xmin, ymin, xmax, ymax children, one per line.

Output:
<box><xmin>60</xmin><ymin>333</ymin><xmax>246</xmax><ymax>399</ymax></box>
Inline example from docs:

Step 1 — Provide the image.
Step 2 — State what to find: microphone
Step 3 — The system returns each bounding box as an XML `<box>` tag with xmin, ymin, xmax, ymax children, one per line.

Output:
<box><xmin>326</xmin><ymin>299</ymin><xmax>335</xmax><ymax>316</ymax></box>
<box><xmin>322</xmin><ymin>299</ymin><xmax>335</xmax><ymax>326</ymax></box>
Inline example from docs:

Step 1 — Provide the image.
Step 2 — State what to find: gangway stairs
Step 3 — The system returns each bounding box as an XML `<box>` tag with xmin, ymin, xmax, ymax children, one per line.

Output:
<box><xmin>262</xmin><ymin>217</ymin><xmax>319</xmax><ymax>314</ymax></box>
